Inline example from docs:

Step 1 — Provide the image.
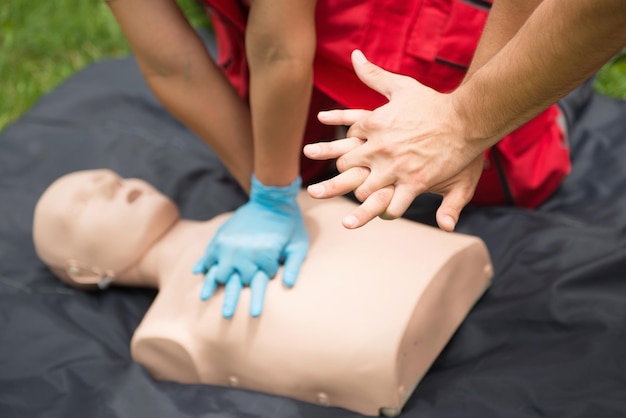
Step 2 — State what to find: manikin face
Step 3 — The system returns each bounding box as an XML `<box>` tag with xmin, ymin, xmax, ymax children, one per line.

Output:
<box><xmin>33</xmin><ymin>169</ymin><xmax>180</xmax><ymax>282</ymax></box>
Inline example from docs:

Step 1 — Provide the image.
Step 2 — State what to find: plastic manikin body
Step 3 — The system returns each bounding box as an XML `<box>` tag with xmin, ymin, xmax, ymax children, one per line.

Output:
<box><xmin>33</xmin><ymin>170</ymin><xmax>492</xmax><ymax>417</ymax></box>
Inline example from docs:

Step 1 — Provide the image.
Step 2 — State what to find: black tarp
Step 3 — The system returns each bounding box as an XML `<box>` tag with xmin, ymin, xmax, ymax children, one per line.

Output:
<box><xmin>2</xmin><ymin>48</ymin><xmax>626</xmax><ymax>418</ymax></box>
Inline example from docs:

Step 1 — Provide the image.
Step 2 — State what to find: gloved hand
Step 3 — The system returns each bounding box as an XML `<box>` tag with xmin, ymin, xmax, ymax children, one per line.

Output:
<box><xmin>192</xmin><ymin>175</ymin><xmax>309</xmax><ymax>318</ymax></box>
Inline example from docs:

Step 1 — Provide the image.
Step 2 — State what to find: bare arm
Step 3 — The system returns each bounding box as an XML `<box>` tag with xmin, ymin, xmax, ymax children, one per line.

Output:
<box><xmin>245</xmin><ymin>0</ymin><xmax>317</xmax><ymax>186</ymax></box>
<box><xmin>455</xmin><ymin>0</ymin><xmax>626</xmax><ymax>150</ymax></box>
<box><xmin>465</xmin><ymin>0</ymin><xmax>542</xmax><ymax>81</ymax></box>
<box><xmin>106</xmin><ymin>0</ymin><xmax>254</xmax><ymax>190</ymax></box>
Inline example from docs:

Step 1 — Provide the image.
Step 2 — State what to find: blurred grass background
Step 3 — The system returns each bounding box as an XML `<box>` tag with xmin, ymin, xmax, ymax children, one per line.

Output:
<box><xmin>1</xmin><ymin>0</ymin><xmax>625</xmax><ymax>133</ymax></box>
<box><xmin>0</xmin><ymin>0</ymin><xmax>208</xmax><ymax>131</ymax></box>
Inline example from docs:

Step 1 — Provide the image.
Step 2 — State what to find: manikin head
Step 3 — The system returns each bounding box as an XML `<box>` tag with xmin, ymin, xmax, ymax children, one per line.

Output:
<box><xmin>33</xmin><ymin>169</ymin><xmax>180</xmax><ymax>289</ymax></box>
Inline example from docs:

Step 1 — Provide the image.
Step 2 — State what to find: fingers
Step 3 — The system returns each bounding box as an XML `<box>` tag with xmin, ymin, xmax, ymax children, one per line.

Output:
<box><xmin>350</xmin><ymin>49</ymin><xmax>405</xmax><ymax>100</ymax></box>
<box><xmin>342</xmin><ymin>186</ymin><xmax>394</xmax><ymax>229</ymax></box>
<box><xmin>317</xmin><ymin>108</ymin><xmax>370</xmax><ymax>127</ymax></box>
<box><xmin>192</xmin><ymin>246</ymin><xmax>217</xmax><ymax>275</ymax></box>
<box><xmin>212</xmin><ymin>256</ymin><xmax>278</xmax><ymax>286</ymax></box>
<box><xmin>435</xmin><ymin>184</ymin><xmax>475</xmax><ymax>232</ymax></box>
<box><xmin>222</xmin><ymin>273</ymin><xmax>243</xmax><ymax>319</ymax></box>
<box><xmin>303</xmin><ymin>136</ymin><xmax>365</xmax><ymax>161</ymax></box>
<box><xmin>383</xmin><ymin>184</ymin><xmax>422</xmax><ymax>220</ymax></box>
<box><xmin>249</xmin><ymin>271</ymin><xmax>270</xmax><ymax>317</ymax></box>
<box><xmin>251</xmin><ymin>254</ymin><xmax>280</xmax><ymax>282</ymax></box>
<box><xmin>200</xmin><ymin>268</ymin><xmax>269</xmax><ymax>319</ymax></box>
<box><xmin>233</xmin><ymin>260</ymin><xmax>258</xmax><ymax>286</ymax></box>
<box><xmin>213</xmin><ymin>259</ymin><xmax>236</xmax><ymax>285</ymax></box>
<box><xmin>199</xmin><ymin>267</ymin><xmax>218</xmax><ymax>301</ymax></box>
<box><xmin>352</xmin><ymin>168</ymin><xmax>398</xmax><ymax>203</ymax></box>
<box><xmin>282</xmin><ymin>244</ymin><xmax>308</xmax><ymax>288</ymax></box>
<box><xmin>192</xmin><ymin>256</ymin><xmax>208</xmax><ymax>275</ymax></box>
<box><xmin>307</xmin><ymin>166</ymin><xmax>369</xmax><ymax>199</ymax></box>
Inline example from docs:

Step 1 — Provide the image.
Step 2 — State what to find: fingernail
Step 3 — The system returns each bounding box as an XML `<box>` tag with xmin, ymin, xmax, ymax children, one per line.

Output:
<box><xmin>308</xmin><ymin>184</ymin><xmax>324</xmax><ymax>196</ymax></box>
<box><xmin>343</xmin><ymin>215</ymin><xmax>357</xmax><ymax>228</ymax></box>
<box><xmin>318</xmin><ymin>111</ymin><xmax>329</xmax><ymax>120</ymax></box>
<box><xmin>304</xmin><ymin>144</ymin><xmax>320</xmax><ymax>156</ymax></box>
<box><xmin>443</xmin><ymin>216</ymin><xmax>456</xmax><ymax>231</ymax></box>
<box><xmin>352</xmin><ymin>49</ymin><xmax>367</xmax><ymax>64</ymax></box>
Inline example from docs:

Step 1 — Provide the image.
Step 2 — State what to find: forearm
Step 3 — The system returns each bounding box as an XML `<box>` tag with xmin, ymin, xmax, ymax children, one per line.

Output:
<box><xmin>248</xmin><ymin>56</ymin><xmax>313</xmax><ymax>186</ymax></box>
<box><xmin>246</xmin><ymin>0</ymin><xmax>316</xmax><ymax>186</ymax></box>
<box><xmin>465</xmin><ymin>0</ymin><xmax>542</xmax><ymax>81</ymax></box>
<box><xmin>107</xmin><ymin>0</ymin><xmax>254</xmax><ymax>191</ymax></box>
<box><xmin>145</xmin><ymin>55</ymin><xmax>254</xmax><ymax>191</ymax></box>
<box><xmin>454</xmin><ymin>0</ymin><xmax>626</xmax><ymax>152</ymax></box>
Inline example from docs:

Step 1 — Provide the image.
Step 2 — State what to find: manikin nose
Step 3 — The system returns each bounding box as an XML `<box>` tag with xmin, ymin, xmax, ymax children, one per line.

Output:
<box><xmin>93</xmin><ymin>171</ymin><xmax>122</xmax><ymax>198</ymax></box>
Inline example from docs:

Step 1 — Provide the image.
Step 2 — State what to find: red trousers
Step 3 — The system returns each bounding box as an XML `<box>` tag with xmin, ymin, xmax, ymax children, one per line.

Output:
<box><xmin>201</xmin><ymin>0</ymin><xmax>570</xmax><ymax>207</ymax></box>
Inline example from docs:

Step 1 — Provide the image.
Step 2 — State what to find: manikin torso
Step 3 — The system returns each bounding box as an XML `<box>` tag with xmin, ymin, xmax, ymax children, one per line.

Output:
<box><xmin>131</xmin><ymin>193</ymin><xmax>492</xmax><ymax>417</ymax></box>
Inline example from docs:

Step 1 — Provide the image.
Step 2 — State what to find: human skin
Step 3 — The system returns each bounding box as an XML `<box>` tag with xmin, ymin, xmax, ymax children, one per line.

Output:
<box><xmin>304</xmin><ymin>0</ymin><xmax>626</xmax><ymax>231</ymax></box>
<box><xmin>105</xmin><ymin>0</ymin><xmax>316</xmax><ymax>189</ymax></box>
<box><xmin>32</xmin><ymin>169</ymin><xmax>493</xmax><ymax>416</ymax></box>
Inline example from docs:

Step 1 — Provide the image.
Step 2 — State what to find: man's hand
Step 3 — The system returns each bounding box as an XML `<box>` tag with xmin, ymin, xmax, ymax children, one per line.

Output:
<box><xmin>193</xmin><ymin>176</ymin><xmax>309</xmax><ymax>318</ymax></box>
<box><xmin>303</xmin><ymin>50</ymin><xmax>486</xmax><ymax>232</ymax></box>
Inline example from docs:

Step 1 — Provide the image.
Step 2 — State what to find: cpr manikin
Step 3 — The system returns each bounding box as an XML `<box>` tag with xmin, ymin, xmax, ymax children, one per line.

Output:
<box><xmin>33</xmin><ymin>169</ymin><xmax>492</xmax><ymax>417</ymax></box>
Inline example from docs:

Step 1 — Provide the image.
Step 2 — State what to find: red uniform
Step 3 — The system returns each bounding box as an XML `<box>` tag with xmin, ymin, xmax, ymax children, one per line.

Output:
<box><xmin>201</xmin><ymin>0</ymin><xmax>570</xmax><ymax>207</ymax></box>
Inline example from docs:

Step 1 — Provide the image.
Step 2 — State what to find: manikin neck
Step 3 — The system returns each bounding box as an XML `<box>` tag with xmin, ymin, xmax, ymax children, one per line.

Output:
<box><xmin>121</xmin><ymin>219</ymin><xmax>210</xmax><ymax>289</ymax></box>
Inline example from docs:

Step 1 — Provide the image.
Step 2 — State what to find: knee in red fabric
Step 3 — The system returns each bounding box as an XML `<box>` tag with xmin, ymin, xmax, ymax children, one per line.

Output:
<box><xmin>472</xmin><ymin>105</ymin><xmax>571</xmax><ymax>208</ymax></box>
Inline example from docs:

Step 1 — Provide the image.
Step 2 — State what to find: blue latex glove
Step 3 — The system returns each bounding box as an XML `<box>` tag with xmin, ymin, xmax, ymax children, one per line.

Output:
<box><xmin>192</xmin><ymin>175</ymin><xmax>309</xmax><ymax>318</ymax></box>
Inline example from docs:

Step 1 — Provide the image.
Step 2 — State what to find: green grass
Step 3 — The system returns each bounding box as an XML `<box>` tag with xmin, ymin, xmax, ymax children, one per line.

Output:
<box><xmin>0</xmin><ymin>0</ymin><xmax>209</xmax><ymax>132</ymax></box>
<box><xmin>594</xmin><ymin>51</ymin><xmax>626</xmax><ymax>99</ymax></box>
<box><xmin>1</xmin><ymin>1</ymin><xmax>625</xmax><ymax>133</ymax></box>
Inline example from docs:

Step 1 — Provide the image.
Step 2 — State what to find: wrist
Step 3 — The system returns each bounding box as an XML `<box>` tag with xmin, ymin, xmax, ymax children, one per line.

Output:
<box><xmin>449</xmin><ymin>86</ymin><xmax>502</xmax><ymax>159</ymax></box>
<box><xmin>250</xmin><ymin>175</ymin><xmax>301</xmax><ymax>207</ymax></box>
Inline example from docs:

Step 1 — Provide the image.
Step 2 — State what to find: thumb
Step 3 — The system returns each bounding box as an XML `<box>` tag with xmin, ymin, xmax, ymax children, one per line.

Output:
<box><xmin>436</xmin><ymin>185</ymin><xmax>474</xmax><ymax>232</ymax></box>
<box><xmin>351</xmin><ymin>49</ymin><xmax>404</xmax><ymax>100</ymax></box>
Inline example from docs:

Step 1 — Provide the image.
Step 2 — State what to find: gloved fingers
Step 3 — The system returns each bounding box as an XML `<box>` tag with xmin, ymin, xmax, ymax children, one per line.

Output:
<box><xmin>222</xmin><ymin>273</ymin><xmax>243</xmax><ymax>319</ymax></box>
<box><xmin>193</xmin><ymin>239</ymin><xmax>220</xmax><ymax>274</ymax></box>
<box><xmin>193</xmin><ymin>252</ymin><xmax>218</xmax><ymax>275</ymax></box>
<box><xmin>199</xmin><ymin>267</ymin><xmax>219</xmax><ymax>301</ymax></box>
<box><xmin>192</xmin><ymin>255</ymin><xmax>207</xmax><ymax>275</ymax></box>
<box><xmin>282</xmin><ymin>243</ymin><xmax>308</xmax><ymax>288</ymax></box>
<box><xmin>236</xmin><ymin>260</ymin><xmax>259</xmax><ymax>287</ymax></box>
<box><xmin>213</xmin><ymin>257</ymin><xmax>237</xmax><ymax>285</ymax></box>
<box><xmin>213</xmin><ymin>252</ymin><xmax>279</xmax><ymax>286</ymax></box>
<box><xmin>254</xmin><ymin>254</ymin><xmax>280</xmax><ymax>279</ymax></box>
<box><xmin>249</xmin><ymin>271</ymin><xmax>270</xmax><ymax>318</ymax></box>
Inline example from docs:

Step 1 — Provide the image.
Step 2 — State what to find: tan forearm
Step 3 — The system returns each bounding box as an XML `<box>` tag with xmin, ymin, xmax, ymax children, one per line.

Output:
<box><xmin>454</xmin><ymin>0</ymin><xmax>626</xmax><ymax>150</ymax></box>
<box><xmin>145</xmin><ymin>59</ymin><xmax>254</xmax><ymax>191</ymax></box>
<box><xmin>465</xmin><ymin>0</ymin><xmax>542</xmax><ymax>81</ymax></box>
<box><xmin>246</xmin><ymin>0</ymin><xmax>317</xmax><ymax>186</ymax></box>
<box><xmin>248</xmin><ymin>59</ymin><xmax>313</xmax><ymax>186</ymax></box>
<box><xmin>107</xmin><ymin>0</ymin><xmax>254</xmax><ymax>191</ymax></box>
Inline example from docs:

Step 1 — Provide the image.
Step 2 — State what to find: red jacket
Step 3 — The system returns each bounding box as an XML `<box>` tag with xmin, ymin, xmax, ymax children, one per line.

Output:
<box><xmin>201</xmin><ymin>0</ymin><xmax>570</xmax><ymax>207</ymax></box>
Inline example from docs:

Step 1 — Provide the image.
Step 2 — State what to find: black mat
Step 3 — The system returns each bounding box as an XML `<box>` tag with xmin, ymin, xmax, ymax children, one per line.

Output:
<box><xmin>2</xmin><ymin>48</ymin><xmax>626</xmax><ymax>418</ymax></box>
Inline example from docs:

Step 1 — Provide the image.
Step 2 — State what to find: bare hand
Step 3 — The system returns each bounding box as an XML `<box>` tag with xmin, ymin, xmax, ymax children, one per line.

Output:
<box><xmin>303</xmin><ymin>50</ymin><xmax>485</xmax><ymax>232</ymax></box>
